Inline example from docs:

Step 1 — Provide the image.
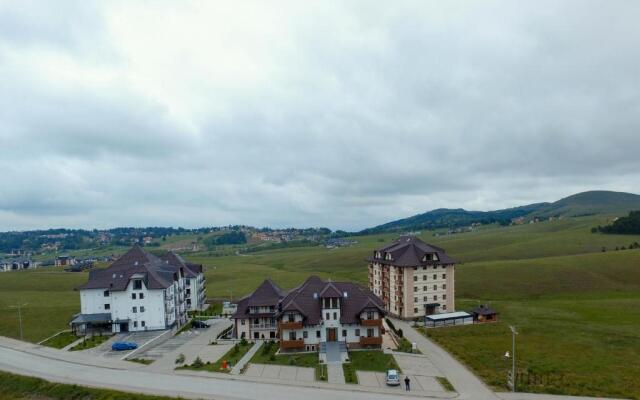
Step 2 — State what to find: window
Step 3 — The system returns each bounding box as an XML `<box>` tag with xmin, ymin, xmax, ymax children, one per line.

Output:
<box><xmin>333</xmin><ymin>312</ymin><xmax>337</xmax><ymax>320</ymax></box>
<box><xmin>186</xmin><ymin>279</ymin><xmax>191</xmax><ymax>285</ymax></box>
<box><xmin>141</xmin><ymin>321</ymin><xmax>146</xmax><ymax>327</ymax></box>
<box><xmin>133</xmin><ymin>321</ymin><xmax>138</xmax><ymax>328</ymax></box>
<box><xmin>139</xmin><ymin>293</ymin><xmax>144</xmax><ymax>299</ymax></box>
<box><xmin>443</xmin><ymin>305</ymin><xmax>447</xmax><ymax>310</ymax></box>
<box><xmin>140</xmin><ymin>306</ymin><xmax>145</xmax><ymax>313</ymax></box>
<box><xmin>103</xmin><ymin>290</ymin><xmax>109</xmax><ymax>297</ymax></box>
<box><xmin>288</xmin><ymin>332</ymin><xmax>296</xmax><ymax>340</ymax></box>
<box><xmin>423</xmin><ymin>296</ymin><xmax>428</xmax><ymax>302</ymax></box>
<box><xmin>132</xmin><ymin>293</ymin><xmax>136</xmax><ymax>299</ymax></box>
<box><xmin>325</xmin><ymin>312</ymin><xmax>330</xmax><ymax>320</ymax></box>
<box><xmin>132</xmin><ymin>307</ymin><xmax>137</xmax><ymax>313</ymax></box>
<box><xmin>442</xmin><ymin>274</ymin><xmax>446</xmax><ymax>279</ymax></box>
<box><xmin>355</xmin><ymin>329</ymin><xmax>360</xmax><ymax>337</ymax></box>
<box><xmin>414</xmin><ymin>286</ymin><xmax>418</xmax><ymax>292</ymax></box>
<box><xmin>288</xmin><ymin>314</ymin><xmax>295</xmax><ymax>322</ymax></box>
<box><xmin>366</xmin><ymin>311</ymin><xmax>374</xmax><ymax>320</ymax></box>
<box><xmin>316</xmin><ymin>330</ymin><xmax>321</xmax><ymax>338</ymax></box>
<box><xmin>303</xmin><ymin>331</ymin><xmax>308</xmax><ymax>339</ymax></box>
<box><xmin>414</xmin><ymin>307</ymin><xmax>418</xmax><ymax>313</ymax></box>
<box><xmin>241</xmin><ymin>319</ymin><xmax>245</xmax><ymax>325</ymax></box>
<box><xmin>104</xmin><ymin>304</ymin><xmax>110</xmax><ymax>310</ymax></box>
<box><xmin>413</xmin><ymin>276</ymin><xmax>417</xmax><ymax>282</ymax></box>
<box><xmin>443</xmin><ymin>294</ymin><xmax>447</xmax><ymax>300</ymax></box>
<box><xmin>254</xmin><ymin>332</ymin><xmax>259</xmax><ymax>339</ymax></box>
<box><xmin>414</xmin><ymin>297</ymin><xmax>418</xmax><ymax>303</ymax></box>
<box><xmin>133</xmin><ymin>280</ymin><xmax>142</xmax><ymax>290</ymax></box>
<box><xmin>443</xmin><ymin>284</ymin><xmax>446</xmax><ymax>290</ymax></box>
<box><xmin>433</xmin><ymin>295</ymin><xmax>437</xmax><ymax>301</ymax></box>
<box><xmin>433</xmin><ymin>274</ymin><xmax>437</xmax><ymax>279</ymax></box>
<box><xmin>342</xmin><ymin>329</ymin><xmax>347</xmax><ymax>337</ymax></box>
<box><xmin>433</xmin><ymin>285</ymin><xmax>437</xmax><ymax>291</ymax></box>
<box><xmin>367</xmin><ymin>328</ymin><xmax>374</xmax><ymax>337</ymax></box>
<box><xmin>423</xmin><ymin>275</ymin><xmax>427</xmax><ymax>281</ymax></box>
<box><xmin>270</xmin><ymin>331</ymin><xmax>276</xmax><ymax>339</ymax></box>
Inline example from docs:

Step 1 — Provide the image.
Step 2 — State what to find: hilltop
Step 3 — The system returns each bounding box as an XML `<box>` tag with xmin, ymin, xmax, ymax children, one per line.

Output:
<box><xmin>361</xmin><ymin>190</ymin><xmax>640</xmax><ymax>234</ymax></box>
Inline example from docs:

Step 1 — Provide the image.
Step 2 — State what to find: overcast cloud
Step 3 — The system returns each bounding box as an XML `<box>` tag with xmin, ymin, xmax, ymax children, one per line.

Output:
<box><xmin>1</xmin><ymin>0</ymin><xmax>639</xmax><ymax>231</ymax></box>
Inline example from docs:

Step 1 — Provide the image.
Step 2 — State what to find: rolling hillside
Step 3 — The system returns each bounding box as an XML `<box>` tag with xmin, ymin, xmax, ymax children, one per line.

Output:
<box><xmin>361</xmin><ymin>190</ymin><xmax>640</xmax><ymax>234</ymax></box>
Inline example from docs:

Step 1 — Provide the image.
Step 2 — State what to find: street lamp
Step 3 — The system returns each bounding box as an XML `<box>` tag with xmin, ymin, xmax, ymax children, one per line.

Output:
<box><xmin>8</xmin><ymin>303</ymin><xmax>28</xmax><ymax>341</ymax></box>
<box><xmin>508</xmin><ymin>325</ymin><xmax>518</xmax><ymax>392</ymax></box>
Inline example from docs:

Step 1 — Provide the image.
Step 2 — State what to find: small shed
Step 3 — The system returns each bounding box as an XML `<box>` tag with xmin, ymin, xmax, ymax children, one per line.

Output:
<box><xmin>424</xmin><ymin>311</ymin><xmax>473</xmax><ymax>328</ymax></box>
<box><xmin>471</xmin><ymin>304</ymin><xmax>498</xmax><ymax>323</ymax></box>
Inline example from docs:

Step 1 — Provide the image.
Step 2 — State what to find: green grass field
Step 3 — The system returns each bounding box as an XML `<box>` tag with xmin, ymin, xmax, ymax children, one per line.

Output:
<box><xmin>2</xmin><ymin>215</ymin><xmax>640</xmax><ymax>398</ymax></box>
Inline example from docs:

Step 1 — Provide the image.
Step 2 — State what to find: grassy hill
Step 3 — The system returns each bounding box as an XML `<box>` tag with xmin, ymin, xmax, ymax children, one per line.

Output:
<box><xmin>532</xmin><ymin>190</ymin><xmax>640</xmax><ymax>218</ymax></box>
<box><xmin>360</xmin><ymin>190</ymin><xmax>640</xmax><ymax>234</ymax></box>
<box><xmin>2</xmin><ymin>215</ymin><xmax>640</xmax><ymax>398</ymax></box>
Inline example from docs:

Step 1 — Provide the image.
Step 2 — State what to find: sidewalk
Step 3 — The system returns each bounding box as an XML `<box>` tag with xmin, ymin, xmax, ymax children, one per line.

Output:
<box><xmin>231</xmin><ymin>341</ymin><xmax>261</xmax><ymax>375</ymax></box>
<box><xmin>327</xmin><ymin>361</ymin><xmax>345</xmax><ymax>384</ymax></box>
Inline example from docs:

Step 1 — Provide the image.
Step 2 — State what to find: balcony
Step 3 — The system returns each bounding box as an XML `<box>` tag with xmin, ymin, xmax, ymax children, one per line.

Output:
<box><xmin>279</xmin><ymin>321</ymin><xmax>303</xmax><ymax>330</ymax></box>
<box><xmin>360</xmin><ymin>336</ymin><xmax>383</xmax><ymax>346</ymax></box>
<box><xmin>361</xmin><ymin>319</ymin><xmax>382</xmax><ymax>327</ymax></box>
<box><xmin>280</xmin><ymin>339</ymin><xmax>305</xmax><ymax>350</ymax></box>
<box><xmin>251</xmin><ymin>323</ymin><xmax>277</xmax><ymax>330</ymax></box>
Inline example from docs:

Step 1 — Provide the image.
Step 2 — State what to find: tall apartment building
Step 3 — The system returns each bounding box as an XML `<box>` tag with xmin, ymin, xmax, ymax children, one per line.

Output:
<box><xmin>368</xmin><ymin>236</ymin><xmax>455</xmax><ymax>320</ymax></box>
<box><xmin>71</xmin><ymin>246</ymin><xmax>206</xmax><ymax>334</ymax></box>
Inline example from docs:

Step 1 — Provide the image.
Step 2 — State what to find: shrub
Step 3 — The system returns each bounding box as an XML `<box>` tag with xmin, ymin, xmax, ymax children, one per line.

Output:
<box><xmin>192</xmin><ymin>357</ymin><xmax>204</xmax><ymax>368</ymax></box>
<box><xmin>240</xmin><ymin>338</ymin><xmax>248</xmax><ymax>346</ymax></box>
<box><xmin>269</xmin><ymin>354</ymin><xmax>276</xmax><ymax>361</ymax></box>
<box><xmin>397</xmin><ymin>328</ymin><xmax>403</xmax><ymax>338</ymax></box>
<box><xmin>175</xmin><ymin>353</ymin><xmax>185</xmax><ymax>364</ymax></box>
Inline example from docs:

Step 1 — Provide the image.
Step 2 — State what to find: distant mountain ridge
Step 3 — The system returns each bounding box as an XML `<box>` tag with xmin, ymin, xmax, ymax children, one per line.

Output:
<box><xmin>360</xmin><ymin>190</ymin><xmax>640</xmax><ymax>234</ymax></box>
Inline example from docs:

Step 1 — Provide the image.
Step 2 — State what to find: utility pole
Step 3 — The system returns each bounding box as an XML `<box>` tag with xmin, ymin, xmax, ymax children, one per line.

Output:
<box><xmin>9</xmin><ymin>303</ymin><xmax>28</xmax><ymax>341</ymax></box>
<box><xmin>510</xmin><ymin>325</ymin><xmax>518</xmax><ymax>392</ymax></box>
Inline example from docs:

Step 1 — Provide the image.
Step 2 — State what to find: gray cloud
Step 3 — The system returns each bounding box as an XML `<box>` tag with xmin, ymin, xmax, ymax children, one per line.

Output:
<box><xmin>1</xmin><ymin>0</ymin><xmax>640</xmax><ymax>231</ymax></box>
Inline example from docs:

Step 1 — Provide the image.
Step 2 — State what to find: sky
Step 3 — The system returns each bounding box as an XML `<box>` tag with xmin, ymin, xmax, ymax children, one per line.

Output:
<box><xmin>1</xmin><ymin>1</ymin><xmax>639</xmax><ymax>232</ymax></box>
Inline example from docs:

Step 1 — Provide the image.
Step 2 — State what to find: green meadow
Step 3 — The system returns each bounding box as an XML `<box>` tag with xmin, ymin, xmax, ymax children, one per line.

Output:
<box><xmin>1</xmin><ymin>215</ymin><xmax>640</xmax><ymax>397</ymax></box>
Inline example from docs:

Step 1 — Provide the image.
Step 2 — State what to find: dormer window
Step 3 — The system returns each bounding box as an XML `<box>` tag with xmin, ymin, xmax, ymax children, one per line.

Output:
<box><xmin>375</xmin><ymin>251</ymin><xmax>382</xmax><ymax>259</ymax></box>
<box><xmin>385</xmin><ymin>253</ymin><xmax>392</xmax><ymax>260</ymax></box>
<box><xmin>133</xmin><ymin>280</ymin><xmax>143</xmax><ymax>290</ymax></box>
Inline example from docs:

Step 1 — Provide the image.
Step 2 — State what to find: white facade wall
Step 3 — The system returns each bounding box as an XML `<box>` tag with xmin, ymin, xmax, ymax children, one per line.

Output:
<box><xmin>80</xmin><ymin>289</ymin><xmax>110</xmax><ymax>314</ymax></box>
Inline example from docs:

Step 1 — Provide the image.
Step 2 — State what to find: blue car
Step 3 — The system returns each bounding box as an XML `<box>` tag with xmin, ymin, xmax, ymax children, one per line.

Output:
<box><xmin>111</xmin><ymin>341</ymin><xmax>138</xmax><ymax>351</ymax></box>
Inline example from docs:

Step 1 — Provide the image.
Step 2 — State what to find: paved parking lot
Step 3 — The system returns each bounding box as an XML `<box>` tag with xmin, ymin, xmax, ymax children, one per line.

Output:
<box><xmin>356</xmin><ymin>371</ymin><xmax>445</xmax><ymax>393</ymax></box>
<box><xmin>393</xmin><ymin>353</ymin><xmax>443</xmax><ymax>377</ymax></box>
<box><xmin>244</xmin><ymin>363</ymin><xmax>315</xmax><ymax>382</ymax></box>
<box><xmin>83</xmin><ymin>331</ymin><xmax>167</xmax><ymax>359</ymax></box>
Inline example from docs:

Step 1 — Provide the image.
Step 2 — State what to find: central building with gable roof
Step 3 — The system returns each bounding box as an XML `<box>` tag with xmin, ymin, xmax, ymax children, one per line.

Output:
<box><xmin>232</xmin><ymin>276</ymin><xmax>385</xmax><ymax>352</ymax></box>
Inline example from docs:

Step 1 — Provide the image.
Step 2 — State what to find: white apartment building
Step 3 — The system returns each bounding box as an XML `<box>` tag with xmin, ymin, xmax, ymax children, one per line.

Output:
<box><xmin>71</xmin><ymin>246</ymin><xmax>206</xmax><ymax>334</ymax></box>
<box><xmin>368</xmin><ymin>236</ymin><xmax>455</xmax><ymax>320</ymax></box>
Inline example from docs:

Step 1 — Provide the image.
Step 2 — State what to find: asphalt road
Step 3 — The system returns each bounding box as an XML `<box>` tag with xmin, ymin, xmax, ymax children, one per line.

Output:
<box><xmin>0</xmin><ymin>344</ymin><xmax>433</xmax><ymax>400</ymax></box>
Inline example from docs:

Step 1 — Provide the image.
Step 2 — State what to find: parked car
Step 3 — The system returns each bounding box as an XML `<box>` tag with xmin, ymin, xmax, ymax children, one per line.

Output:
<box><xmin>386</xmin><ymin>369</ymin><xmax>400</xmax><ymax>386</ymax></box>
<box><xmin>111</xmin><ymin>341</ymin><xmax>138</xmax><ymax>351</ymax></box>
<box><xmin>192</xmin><ymin>320</ymin><xmax>210</xmax><ymax>329</ymax></box>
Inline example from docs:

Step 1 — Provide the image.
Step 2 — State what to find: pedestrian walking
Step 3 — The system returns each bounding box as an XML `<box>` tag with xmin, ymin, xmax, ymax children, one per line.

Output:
<box><xmin>405</xmin><ymin>376</ymin><xmax>411</xmax><ymax>391</ymax></box>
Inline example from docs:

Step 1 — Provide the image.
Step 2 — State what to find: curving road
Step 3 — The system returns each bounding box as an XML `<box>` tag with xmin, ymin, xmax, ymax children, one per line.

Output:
<box><xmin>0</xmin><ymin>341</ymin><xmax>433</xmax><ymax>400</ymax></box>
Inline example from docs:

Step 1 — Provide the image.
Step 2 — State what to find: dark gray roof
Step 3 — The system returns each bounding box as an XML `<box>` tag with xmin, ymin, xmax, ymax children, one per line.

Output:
<box><xmin>472</xmin><ymin>304</ymin><xmax>497</xmax><ymax>315</ymax></box>
<box><xmin>160</xmin><ymin>251</ymin><xmax>202</xmax><ymax>278</ymax></box>
<box><xmin>78</xmin><ymin>246</ymin><xmax>184</xmax><ymax>291</ymax></box>
<box><xmin>231</xmin><ymin>279</ymin><xmax>284</xmax><ymax>319</ymax></box>
<box><xmin>368</xmin><ymin>236</ymin><xmax>455</xmax><ymax>266</ymax></box>
<box><xmin>278</xmin><ymin>276</ymin><xmax>384</xmax><ymax>325</ymax></box>
<box><xmin>70</xmin><ymin>313</ymin><xmax>112</xmax><ymax>324</ymax></box>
